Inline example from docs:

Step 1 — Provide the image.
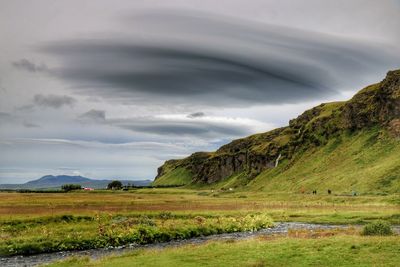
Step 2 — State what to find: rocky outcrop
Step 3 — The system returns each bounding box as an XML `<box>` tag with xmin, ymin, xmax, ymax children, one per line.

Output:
<box><xmin>154</xmin><ymin>70</ymin><xmax>400</xmax><ymax>185</ymax></box>
<box><xmin>341</xmin><ymin>70</ymin><xmax>400</xmax><ymax>129</ymax></box>
<box><xmin>155</xmin><ymin>127</ymin><xmax>288</xmax><ymax>184</ymax></box>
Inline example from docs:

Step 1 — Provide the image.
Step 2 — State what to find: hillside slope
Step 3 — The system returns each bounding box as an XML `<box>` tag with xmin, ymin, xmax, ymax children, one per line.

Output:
<box><xmin>153</xmin><ymin>70</ymin><xmax>400</xmax><ymax>193</ymax></box>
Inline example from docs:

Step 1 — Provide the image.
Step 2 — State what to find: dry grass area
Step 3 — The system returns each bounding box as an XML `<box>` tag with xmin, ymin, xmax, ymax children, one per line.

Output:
<box><xmin>286</xmin><ymin>227</ymin><xmax>359</xmax><ymax>238</ymax></box>
<box><xmin>254</xmin><ymin>227</ymin><xmax>361</xmax><ymax>242</ymax></box>
<box><xmin>0</xmin><ymin>189</ymin><xmax>398</xmax><ymax>258</ymax></box>
<box><xmin>0</xmin><ymin>190</ymin><xmax>398</xmax><ymax>221</ymax></box>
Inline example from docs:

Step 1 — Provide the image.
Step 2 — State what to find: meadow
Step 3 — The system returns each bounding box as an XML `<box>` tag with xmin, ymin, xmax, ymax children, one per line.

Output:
<box><xmin>0</xmin><ymin>189</ymin><xmax>399</xmax><ymax>261</ymax></box>
<box><xmin>49</xmin><ymin>234</ymin><xmax>400</xmax><ymax>267</ymax></box>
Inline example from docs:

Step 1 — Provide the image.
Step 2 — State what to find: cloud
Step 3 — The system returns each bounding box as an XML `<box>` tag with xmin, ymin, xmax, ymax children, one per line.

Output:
<box><xmin>0</xmin><ymin>112</ymin><xmax>14</xmax><ymax>125</ymax></box>
<box><xmin>0</xmin><ymin>112</ymin><xmax>14</xmax><ymax>124</ymax></box>
<box><xmin>12</xmin><ymin>59</ymin><xmax>49</xmax><ymax>73</ymax></box>
<box><xmin>107</xmin><ymin>114</ymin><xmax>270</xmax><ymax>139</ymax></box>
<box><xmin>15</xmin><ymin>104</ymin><xmax>35</xmax><ymax>112</ymax></box>
<box><xmin>187</xmin><ymin>112</ymin><xmax>205</xmax><ymax>118</ymax></box>
<box><xmin>79</xmin><ymin>109</ymin><xmax>106</xmax><ymax>122</ymax></box>
<box><xmin>0</xmin><ymin>81</ymin><xmax>6</xmax><ymax>94</ymax></box>
<box><xmin>0</xmin><ymin>138</ymin><xmax>188</xmax><ymax>151</ymax></box>
<box><xmin>38</xmin><ymin>10</ymin><xmax>400</xmax><ymax>108</ymax></box>
<box><xmin>0</xmin><ymin>112</ymin><xmax>12</xmax><ymax>119</ymax></box>
<box><xmin>75</xmin><ymin>109</ymin><xmax>269</xmax><ymax>140</ymax></box>
<box><xmin>22</xmin><ymin>122</ymin><xmax>41</xmax><ymax>128</ymax></box>
<box><xmin>33</xmin><ymin>94</ymin><xmax>77</xmax><ymax>108</ymax></box>
<box><xmin>0</xmin><ymin>112</ymin><xmax>41</xmax><ymax>129</ymax></box>
<box><xmin>75</xmin><ymin>107</ymin><xmax>264</xmax><ymax>139</ymax></box>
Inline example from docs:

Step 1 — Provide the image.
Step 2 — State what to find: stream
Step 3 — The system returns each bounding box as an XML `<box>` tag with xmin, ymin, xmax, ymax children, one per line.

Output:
<box><xmin>1</xmin><ymin>222</ymin><xmax>398</xmax><ymax>267</ymax></box>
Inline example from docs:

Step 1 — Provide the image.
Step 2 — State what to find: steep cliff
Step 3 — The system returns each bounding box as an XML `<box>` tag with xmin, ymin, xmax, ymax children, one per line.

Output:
<box><xmin>153</xmin><ymin>70</ymin><xmax>400</xmax><ymax>192</ymax></box>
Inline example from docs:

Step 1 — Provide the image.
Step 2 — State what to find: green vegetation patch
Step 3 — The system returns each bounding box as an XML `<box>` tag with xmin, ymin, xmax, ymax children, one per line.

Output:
<box><xmin>152</xmin><ymin>167</ymin><xmax>192</xmax><ymax>186</ymax></box>
<box><xmin>361</xmin><ymin>220</ymin><xmax>393</xmax><ymax>236</ymax></box>
<box><xmin>0</xmin><ymin>212</ymin><xmax>272</xmax><ymax>256</ymax></box>
<box><xmin>49</xmin><ymin>235</ymin><xmax>400</xmax><ymax>267</ymax></box>
<box><xmin>249</xmin><ymin>128</ymin><xmax>400</xmax><ymax>194</ymax></box>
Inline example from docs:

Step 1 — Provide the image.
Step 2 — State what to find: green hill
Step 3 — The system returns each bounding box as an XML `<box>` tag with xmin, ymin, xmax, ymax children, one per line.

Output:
<box><xmin>153</xmin><ymin>70</ymin><xmax>400</xmax><ymax>194</ymax></box>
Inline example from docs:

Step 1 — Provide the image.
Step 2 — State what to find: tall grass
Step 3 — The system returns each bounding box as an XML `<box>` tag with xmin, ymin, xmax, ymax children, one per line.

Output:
<box><xmin>361</xmin><ymin>220</ymin><xmax>393</xmax><ymax>236</ymax></box>
<box><xmin>0</xmin><ymin>212</ymin><xmax>272</xmax><ymax>256</ymax></box>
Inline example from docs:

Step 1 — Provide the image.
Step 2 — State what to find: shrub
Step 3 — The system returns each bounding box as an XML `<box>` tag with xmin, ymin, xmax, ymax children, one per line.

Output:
<box><xmin>159</xmin><ymin>211</ymin><xmax>173</xmax><ymax>220</ymax></box>
<box><xmin>61</xmin><ymin>184</ymin><xmax>82</xmax><ymax>192</ymax></box>
<box><xmin>136</xmin><ymin>226</ymin><xmax>157</xmax><ymax>244</ymax></box>
<box><xmin>107</xmin><ymin>180</ymin><xmax>122</xmax><ymax>190</ymax></box>
<box><xmin>361</xmin><ymin>220</ymin><xmax>393</xmax><ymax>236</ymax></box>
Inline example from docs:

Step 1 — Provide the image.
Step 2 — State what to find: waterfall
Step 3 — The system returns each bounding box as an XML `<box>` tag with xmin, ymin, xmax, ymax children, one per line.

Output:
<box><xmin>275</xmin><ymin>153</ymin><xmax>282</xmax><ymax>167</ymax></box>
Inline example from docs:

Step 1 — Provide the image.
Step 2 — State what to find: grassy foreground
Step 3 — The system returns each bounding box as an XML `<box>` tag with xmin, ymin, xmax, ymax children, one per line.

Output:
<box><xmin>0</xmin><ymin>190</ymin><xmax>398</xmax><ymax>257</ymax></box>
<box><xmin>49</xmin><ymin>233</ymin><xmax>400</xmax><ymax>267</ymax></box>
<box><xmin>0</xmin><ymin>212</ymin><xmax>272</xmax><ymax>256</ymax></box>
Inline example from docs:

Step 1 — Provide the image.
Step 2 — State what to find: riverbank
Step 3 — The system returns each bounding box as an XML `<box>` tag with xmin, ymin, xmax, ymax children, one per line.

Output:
<box><xmin>52</xmin><ymin>234</ymin><xmax>399</xmax><ymax>267</ymax></box>
<box><xmin>2</xmin><ymin>222</ymin><xmax>382</xmax><ymax>267</ymax></box>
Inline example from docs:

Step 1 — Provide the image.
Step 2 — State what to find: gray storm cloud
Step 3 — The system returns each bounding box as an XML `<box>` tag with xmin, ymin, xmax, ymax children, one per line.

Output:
<box><xmin>113</xmin><ymin>117</ymin><xmax>247</xmax><ymax>137</ymax></box>
<box><xmin>0</xmin><ymin>112</ymin><xmax>12</xmax><ymax>124</ymax></box>
<box><xmin>79</xmin><ymin>109</ymin><xmax>106</xmax><ymax>122</ymax></box>
<box><xmin>22</xmin><ymin>122</ymin><xmax>41</xmax><ymax>128</ymax></box>
<box><xmin>0</xmin><ymin>112</ymin><xmax>11</xmax><ymax>119</ymax></box>
<box><xmin>36</xmin><ymin>10</ymin><xmax>400</xmax><ymax>107</ymax></box>
<box><xmin>33</xmin><ymin>94</ymin><xmax>77</xmax><ymax>109</ymax></box>
<box><xmin>12</xmin><ymin>59</ymin><xmax>49</xmax><ymax>73</ymax></box>
<box><xmin>187</xmin><ymin>112</ymin><xmax>205</xmax><ymax>118</ymax></box>
<box><xmin>78</xmin><ymin>111</ymin><xmax>266</xmax><ymax>139</ymax></box>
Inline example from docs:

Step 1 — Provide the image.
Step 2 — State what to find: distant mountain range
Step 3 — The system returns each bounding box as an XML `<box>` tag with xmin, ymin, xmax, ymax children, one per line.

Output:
<box><xmin>0</xmin><ymin>175</ymin><xmax>152</xmax><ymax>190</ymax></box>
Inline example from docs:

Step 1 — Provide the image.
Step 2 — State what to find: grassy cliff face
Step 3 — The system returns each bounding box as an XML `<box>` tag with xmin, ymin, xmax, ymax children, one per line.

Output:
<box><xmin>153</xmin><ymin>70</ymin><xmax>400</xmax><ymax>193</ymax></box>
<box><xmin>248</xmin><ymin>128</ymin><xmax>400</xmax><ymax>193</ymax></box>
<box><xmin>152</xmin><ymin>166</ymin><xmax>192</xmax><ymax>186</ymax></box>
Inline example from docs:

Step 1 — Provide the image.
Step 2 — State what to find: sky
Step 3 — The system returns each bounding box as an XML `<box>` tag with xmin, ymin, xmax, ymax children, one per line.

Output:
<box><xmin>0</xmin><ymin>0</ymin><xmax>399</xmax><ymax>183</ymax></box>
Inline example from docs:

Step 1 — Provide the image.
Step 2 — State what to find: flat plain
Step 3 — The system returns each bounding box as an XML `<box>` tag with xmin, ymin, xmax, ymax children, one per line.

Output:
<box><xmin>0</xmin><ymin>189</ymin><xmax>399</xmax><ymax>266</ymax></box>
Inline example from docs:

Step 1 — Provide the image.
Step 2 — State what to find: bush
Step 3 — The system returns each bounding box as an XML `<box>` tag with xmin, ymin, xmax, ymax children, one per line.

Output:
<box><xmin>61</xmin><ymin>184</ymin><xmax>82</xmax><ymax>192</ymax></box>
<box><xmin>107</xmin><ymin>180</ymin><xmax>122</xmax><ymax>190</ymax></box>
<box><xmin>361</xmin><ymin>220</ymin><xmax>393</xmax><ymax>236</ymax></box>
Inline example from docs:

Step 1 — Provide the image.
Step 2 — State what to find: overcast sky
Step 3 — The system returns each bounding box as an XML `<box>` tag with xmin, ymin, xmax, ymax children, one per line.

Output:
<box><xmin>0</xmin><ymin>0</ymin><xmax>399</xmax><ymax>183</ymax></box>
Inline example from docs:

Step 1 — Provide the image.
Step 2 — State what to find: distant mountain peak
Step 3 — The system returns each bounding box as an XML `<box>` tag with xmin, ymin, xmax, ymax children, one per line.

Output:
<box><xmin>0</xmin><ymin>175</ymin><xmax>151</xmax><ymax>189</ymax></box>
<box><xmin>26</xmin><ymin>175</ymin><xmax>91</xmax><ymax>185</ymax></box>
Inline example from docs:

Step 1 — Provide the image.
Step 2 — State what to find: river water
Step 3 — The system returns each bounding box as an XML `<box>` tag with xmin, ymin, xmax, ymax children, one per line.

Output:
<box><xmin>1</xmin><ymin>222</ymin><xmax>398</xmax><ymax>267</ymax></box>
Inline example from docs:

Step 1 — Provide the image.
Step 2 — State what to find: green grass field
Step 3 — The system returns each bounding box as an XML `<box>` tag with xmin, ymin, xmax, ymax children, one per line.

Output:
<box><xmin>152</xmin><ymin>167</ymin><xmax>192</xmax><ymax>186</ymax></box>
<box><xmin>49</xmin><ymin>234</ymin><xmax>400</xmax><ymax>267</ymax></box>
<box><xmin>0</xmin><ymin>189</ymin><xmax>399</xmax><ymax>259</ymax></box>
<box><xmin>247</xmin><ymin>129</ymin><xmax>400</xmax><ymax>194</ymax></box>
